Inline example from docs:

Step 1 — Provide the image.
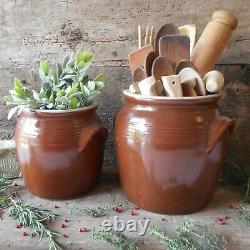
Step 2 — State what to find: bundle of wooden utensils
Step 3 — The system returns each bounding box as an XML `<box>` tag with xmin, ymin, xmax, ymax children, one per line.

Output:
<box><xmin>128</xmin><ymin>10</ymin><xmax>238</xmax><ymax>97</ymax></box>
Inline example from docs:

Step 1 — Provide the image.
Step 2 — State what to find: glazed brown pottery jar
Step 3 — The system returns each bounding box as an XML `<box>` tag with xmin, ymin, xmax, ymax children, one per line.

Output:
<box><xmin>115</xmin><ymin>90</ymin><xmax>235</xmax><ymax>214</ymax></box>
<box><xmin>15</xmin><ymin>103</ymin><xmax>107</xmax><ymax>199</ymax></box>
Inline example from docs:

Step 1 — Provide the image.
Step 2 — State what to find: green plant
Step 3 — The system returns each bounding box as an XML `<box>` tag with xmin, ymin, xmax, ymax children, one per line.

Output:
<box><xmin>4</xmin><ymin>51</ymin><xmax>104</xmax><ymax>119</ymax></box>
<box><xmin>150</xmin><ymin>219</ymin><xmax>227</xmax><ymax>250</ymax></box>
<box><xmin>92</xmin><ymin>228</ymin><xmax>137</xmax><ymax>250</ymax></box>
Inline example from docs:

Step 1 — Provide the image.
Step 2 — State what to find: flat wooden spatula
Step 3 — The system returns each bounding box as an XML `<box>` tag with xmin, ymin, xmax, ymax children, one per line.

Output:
<box><xmin>155</xmin><ymin>23</ymin><xmax>179</xmax><ymax>55</ymax></box>
<box><xmin>159</xmin><ymin>35</ymin><xmax>190</xmax><ymax>68</ymax></box>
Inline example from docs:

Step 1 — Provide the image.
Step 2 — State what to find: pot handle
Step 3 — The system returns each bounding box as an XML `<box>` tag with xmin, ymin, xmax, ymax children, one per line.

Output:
<box><xmin>206</xmin><ymin>116</ymin><xmax>235</xmax><ymax>154</ymax></box>
<box><xmin>79</xmin><ymin>123</ymin><xmax>108</xmax><ymax>152</ymax></box>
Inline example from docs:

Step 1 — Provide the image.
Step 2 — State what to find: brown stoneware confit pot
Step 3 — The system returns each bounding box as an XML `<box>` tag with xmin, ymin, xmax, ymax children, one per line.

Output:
<box><xmin>15</xmin><ymin>103</ymin><xmax>107</xmax><ymax>199</ymax></box>
<box><xmin>115</xmin><ymin>90</ymin><xmax>235</xmax><ymax>214</ymax></box>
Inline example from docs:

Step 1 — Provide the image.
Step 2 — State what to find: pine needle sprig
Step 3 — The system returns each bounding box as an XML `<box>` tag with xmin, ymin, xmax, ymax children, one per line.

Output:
<box><xmin>92</xmin><ymin>228</ymin><xmax>137</xmax><ymax>250</ymax></box>
<box><xmin>236</xmin><ymin>203</ymin><xmax>250</xmax><ymax>226</ymax></box>
<box><xmin>72</xmin><ymin>205</ymin><xmax>113</xmax><ymax>218</ymax></box>
<box><xmin>9</xmin><ymin>200</ymin><xmax>62</xmax><ymax>250</ymax></box>
<box><xmin>150</xmin><ymin>219</ymin><xmax>226</xmax><ymax>250</ymax></box>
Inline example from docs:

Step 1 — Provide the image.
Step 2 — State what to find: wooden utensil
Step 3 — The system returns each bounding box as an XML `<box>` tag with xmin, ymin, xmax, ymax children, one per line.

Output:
<box><xmin>178</xmin><ymin>67</ymin><xmax>206</xmax><ymax>96</ymax></box>
<box><xmin>128</xmin><ymin>44</ymin><xmax>154</xmax><ymax>74</ymax></box>
<box><xmin>138</xmin><ymin>76</ymin><xmax>157</xmax><ymax>96</ymax></box>
<box><xmin>155</xmin><ymin>23</ymin><xmax>179</xmax><ymax>55</ymax></box>
<box><xmin>144</xmin><ymin>51</ymin><xmax>157</xmax><ymax>77</ymax></box>
<box><xmin>191</xmin><ymin>10</ymin><xmax>238</xmax><ymax>76</ymax></box>
<box><xmin>132</xmin><ymin>67</ymin><xmax>147</xmax><ymax>83</ymax></box>
<box><xmin>152</xmin><ymin>56</ymin><xmax>175</xmax><ymax>82</ymax></box>
<box><xmin>182</xmin><ymin>81</ymin><xmax>197</xmax><ymax>97</ymax></box>
<box><xmin>159</xmin><ymin>35</ymin><xmax>190</xmax><ymax>68</ymax></box>
<box><xmin>179</xmin><ymin>24</ymin><xmax>196</xmax><ymax>54</ymax></box>
<box><xmin>129</xmin><ymin>82</ymin><xmax>140</xmax><ymax>94</ymax></box>
<box><xmin>175</xmin><ymin>60</ymin><xmax>198</xmax><ymax>74</ymax></box>
<box><xmin>162</xmin><ymin>75</ymin><xmax>183</xmax><ymax>97</ymax></box>
<box><xmin>203</xmin><ymin>70</ymin><xmax>224</xmax><ymax>93</ymax></box>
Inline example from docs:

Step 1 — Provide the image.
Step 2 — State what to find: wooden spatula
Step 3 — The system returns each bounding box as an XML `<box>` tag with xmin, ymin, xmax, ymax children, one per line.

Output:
<box><xmin>138</xmin><ymin>76</ymin><xmax>157</xmax><ymax>96</ymax></box>
<box><xmin>144</xmin><ymin>51</ymin><xmax>157</xmax><ymax>77</ymax></box>
<box><xmin>155</xmin><ymin>23</ymin><xmax>179</xmax><ymax>55</ymax></box>
<box><xmin>159</xmin><ymin>35</ymin><xmax>190</xmax><ymax>68</ymax></box>
<box><xmin>152</xmin><ymin>56</ymin><xmax>175</xmax><ymax>82</ymax></box>
<box><xmin>128</xmin><ymin>44</ymin><xmax>154</xmax><ymax>74</ymax></box>
<box><xmin>132</xmin><ymin>67</ymin><xmax>147</xmax><ymax>83</ymax></box>
<box><xmin>179</xmin><ymin>24</ymin><xmax>196</xmax><ymax>55</ymax></box>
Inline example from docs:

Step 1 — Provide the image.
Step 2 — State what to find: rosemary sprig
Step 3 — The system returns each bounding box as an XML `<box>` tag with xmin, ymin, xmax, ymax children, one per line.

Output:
<box><xmin>236</xmin><ymin>203</ymin><xmax>250</xmax><ymax>226</ymax></box>
<box><xmin>72</xmin><ymin>205</ymin><xmax>113</xmax><ymax>218</ymax></box>
<box><xmin>92</xmin><ymin>228</ymin><xmax>137</xmax><ymax>250</ymax></box>
<box><xmin>150</xmin><ymin>219</ymin><xmax>226</xmax><ymax>250</ymax></box>
<box><xmin>9</xmin><ymin>200</ymin><xmax>62</xmax><ymax>250</ymax></box>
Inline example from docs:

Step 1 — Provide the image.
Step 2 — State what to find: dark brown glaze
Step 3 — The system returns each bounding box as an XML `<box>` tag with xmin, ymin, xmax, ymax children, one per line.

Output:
<box><xmin>115</xmin><ymin>91</ymin><xmax>235</xmax><ymax>214</ymax></box>
<box><xmin>15</xmin><ymin>104</ymin><xmax>107</xmax><ymax>199</ymax></box>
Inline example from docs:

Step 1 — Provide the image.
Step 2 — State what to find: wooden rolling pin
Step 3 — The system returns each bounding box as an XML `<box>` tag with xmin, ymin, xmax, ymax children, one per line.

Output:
<box><xmin>191</xmin><ymin>10</ymin><xmax>238</xmax><ymax>76</ymax></box>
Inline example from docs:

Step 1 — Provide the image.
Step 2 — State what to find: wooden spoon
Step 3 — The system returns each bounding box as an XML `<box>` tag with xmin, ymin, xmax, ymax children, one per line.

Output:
<box><xmin>155</xmin><ymin>23</ymin><xmax>179</xmax><ymax>55</ymax></box>
<box><xmin>159</xmin><ymin>35</ymin><xmax>190</xmax><ymax>68</ymax></box>
<box><xmin>152</xmin><ymin>56</ymin><xmax>175</xmax><ymax>82</ymax></box>
<box><xmin>144</xmin><ymin>51</ymin><xmax>157</xmax><ymax>77</ymax></box>
<box><xmin>132</xmin><ymin>67</ymin><xmax>147</xmax><ymax>83</ymax></box>
<box><xmin>175</xmin><ymin>59</ymin><xmax>198</xmax><ymax>74</ymax></box>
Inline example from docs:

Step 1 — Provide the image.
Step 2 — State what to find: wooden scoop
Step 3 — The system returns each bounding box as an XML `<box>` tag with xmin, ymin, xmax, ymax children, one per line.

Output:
<box><xmin>138</xmin><ymin>76</ymin><xmax>157</xmax><ymax>96</ymax></box>
<box><xmin>144</xmin><ymin>51</ymin><xmax>157</xmax><ymax>77</ymax></box>
<box><xmin>159</xmin><ymin>35</ymin><xmax>190</xmax><ymax>68</ymax></box>
<box><xmin>152</xmin><ymin>56</ymin><xmax>175</xmax><ymax>82</ymax></box>
<box><xmin>132</xmin><ymin>67</ymin><xmax>147</xmax><ymax>83</ymax></box>
<box><xmin>128</xmin><ymin>44</ymin><xmax>154</xmax><ymax>74</ymax></box>
<box><xmin>162</xmin><ymin>75</ymin><xmax>183</xmax><ymax>97</ymax></box>
<box><xmin>155</xmin><ymin>23</ymin><xmax>179</xmax><ymax>55</ymax></box>
<box><xmin>178</xmin><ymin>67</ymin><xmax>206</xmax><ymax>96</ymax></box>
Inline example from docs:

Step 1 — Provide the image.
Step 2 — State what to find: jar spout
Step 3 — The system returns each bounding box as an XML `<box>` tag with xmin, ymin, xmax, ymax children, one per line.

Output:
<box><xmin>206</xmin><ymin>116</ymin><xmax>235</xmax><ymax>154</ymax></box>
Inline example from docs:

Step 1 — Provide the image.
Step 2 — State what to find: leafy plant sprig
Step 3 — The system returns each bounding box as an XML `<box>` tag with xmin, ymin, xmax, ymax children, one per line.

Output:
<box><xmin>150</xmin><ymin>219</ymin><xmax>227</xmax><ymax>250</ymax></box>
<box><xmin>9</xmin><ymin>200</ymin><xmax>62</xmax><ymax>250</ymax></box>
<box><xmin>4</xmin><ymin>51</ymin><xmax>104</xmax><ymax>119</ymax></box>
<box><xmin>92</xmin><ymin>228</ymin><xmax>137</xmax><ymax>250</ymax></box>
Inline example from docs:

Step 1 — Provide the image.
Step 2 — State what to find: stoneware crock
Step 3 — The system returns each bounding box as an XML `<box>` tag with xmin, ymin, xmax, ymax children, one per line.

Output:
<box><xmin>15</xmin><ymin>103</ymin><xmax>107</xmax><ymax>199</ymax></box>
<box><xmin>115</xmin><ymin>90</ymin><xmax>235</xmax><ymax>214</ymax></box>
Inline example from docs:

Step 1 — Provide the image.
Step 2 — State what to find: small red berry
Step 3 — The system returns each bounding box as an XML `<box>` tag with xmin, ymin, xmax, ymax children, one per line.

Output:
<box><xmin>63</xmin><ymin>234</ymin><xmax>68</xmax><ymax>238</ymax></box>
<box><xmin>61</xmin><ymin>224</ymin><xmax>66</xmax><ymax>228</ymax></box>
<box><xmin>16</xmin><ymin>223</ymin><xmax>22</xmax><ymax>229</ymax></box>
<box><xmin>54</xmin><ymin>205</ymin><xmax>60</xmax><ymax>209</ymax></box>
<box><xmin>22</xmin><ymin>232</ymin><xmax>29</xmax><ymax>236</ymax></box>
<box><xmin>129</xmin><ymin>210</ymin><xmax>136</xmax><ymax>216</ymax></box>
<box><xmin>79</xmin><ymin>227</ymin><xmax>88</xmax><ymax>232</ymax></box>
<box><xmin>216</xmin><ymin>218</ymin><xmax>226</xmax><ymax>225</ymax></box>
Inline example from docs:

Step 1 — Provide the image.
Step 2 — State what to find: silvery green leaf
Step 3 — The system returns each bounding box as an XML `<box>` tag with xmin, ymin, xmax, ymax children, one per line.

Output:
<box><xmin>82</xmin><ymin>51</ymin><xmax>93</xmax><ymax>63</ymax></box>
<box><xmin>77</xmin><ymin>61</ymin><xmax>85</xmax><ymax>70</ymax></box>
<box><xmin>39</xmin><ymin>60</ymin><xmax>50</xmax><ymax>76</ymax></box>
<box><xmin>87</xmin><ymin>81</ymin><xmax>96</xmax><ymax>92</ymax></box>
<box><xmin>17</xmin><ymin>106</ymin><xmax>25</xmax><ymax>116</ymax></box>
<box><xmin>47</xmin><ymin>103</ymin><xmax>54</xmax><ymax>109</ymax></box>
<box><xmin>63</xmin><ymin>68</ymin><xmax>76</xmax><ymax>75</ymax></box>
<box><xmin>83</xmin><ymin>86</ymin><xmax>90</xmax><ymax>96</ymax></box>
<box><xmin>24</xmin><ymin>88</ymin><xmax>33</xmax><ymax>98</ymax></box>
<box><xmin>59</xmin><ymin>96</ymin><xmax>68</xmax><ymax>104</ymax></box>
<box><xmin>62</xmin><ymin>55</ymin><xmax>70</xmax><ymax>69</ymax></box>
<box><xmin>7</xmin><ymin>106</ymin><xmax>19</xmax><ymax>120</ymax></box>
<box><xmin>56</xmin><ymin>104</ymin><xmax>66</xmax><ymax>110</ymax></box>
<box><xmin>95</xmin><ymin>81</ymin><xmax>104</xmax><ymax>90</ymax></box>
<box><xmin>43</xmin><ymin>82</ymin><xmax>51</xmax><ymax>91</ymax></box>
<box><xmin>94</xmin><ymin>73</ymin><xmax>104</xmax><ymax>82</ymax></box>
<box><xmin>39</xmin><ymin>68</ymin><xmax>46</xmax><ymax>82</ymax></box>
<box><xmin>56</xmin><ymin>63</ymin><xmax>63</xmax><ymax>78</ymax></box>
<box><xmin>79</xmin><ymin>62</ymin><xmax>91</xmax><ymax>74</ymax></box>
<box><xmin>4</xmin><ymin>95</ymin><xmax>16</xmax><ymax>105</ymax></box>
<box><xmin>68</xmin><ymin>97</ymin><xmax>79</xmax><ymax>109</ymax></box>
<box><xmin>32</xmin><ymin>91</ymin><xmax>41</xmax><ymax>102</ymax></box>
